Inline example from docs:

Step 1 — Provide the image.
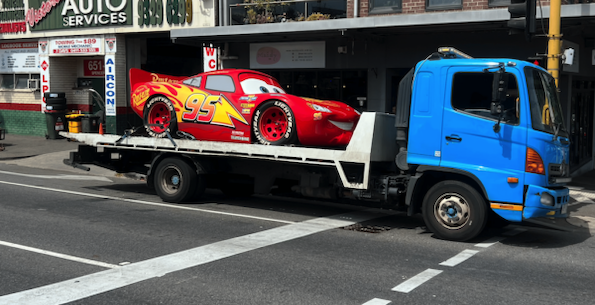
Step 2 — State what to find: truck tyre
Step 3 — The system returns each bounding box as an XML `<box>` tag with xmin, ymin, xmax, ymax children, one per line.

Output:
<box><xmin>144</xmin><ymin>96</ymin><xmax>178</xmax><ymax>138</ymax></box>
<box><xmin>422</xmin><ymin>180</ymin><xmax>487</xmax><ymax>241</ymax></box>
<box><xmin>154</xmin><ymin>157</ymin><xmax>204</xmax><ymax>203</ymax></box>
<box><xmin>253</xmin><ymin>100</ymin><xmax>297</xmax><ymax>145</ymax></box>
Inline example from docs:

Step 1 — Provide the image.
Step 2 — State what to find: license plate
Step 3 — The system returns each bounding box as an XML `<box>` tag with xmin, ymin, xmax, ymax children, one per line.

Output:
<box><xmin>561</xmin><ymin>204</ymin><xmax>568</xmax><ymax>215</ymax></box>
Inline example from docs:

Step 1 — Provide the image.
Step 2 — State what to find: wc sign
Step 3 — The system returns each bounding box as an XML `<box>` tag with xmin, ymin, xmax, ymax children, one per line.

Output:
<box><xmin>105</xmin><ymin>54</ymin><xmax>116</xmax><ymax>116</ymax></box>
<box><xmin>203</xmin><ymin>46</ymin><xmax>218</xmax><ymax>72</ymax></box>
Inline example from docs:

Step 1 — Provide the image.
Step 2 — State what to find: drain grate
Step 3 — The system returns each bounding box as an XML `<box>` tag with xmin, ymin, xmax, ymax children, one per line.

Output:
<box><xmin>341</xmin><ymin>223</ymin><xmax>391</xmax><ymax>233</ymax></box>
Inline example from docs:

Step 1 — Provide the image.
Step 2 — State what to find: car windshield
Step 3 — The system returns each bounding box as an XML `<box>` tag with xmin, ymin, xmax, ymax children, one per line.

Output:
<box><xmin>525</xmin><ymin>67</ymin><xmax>568</xmax><ymax>138</ymax></box>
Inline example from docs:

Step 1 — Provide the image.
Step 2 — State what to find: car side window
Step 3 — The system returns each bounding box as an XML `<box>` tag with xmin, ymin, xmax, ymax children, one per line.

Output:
<box><xmin>205</xmin><ymin>75</ymin><xmax>235</xmax><ymax>92</ymax></box>
<box><xmin>451</xmin><ymin>72</ymin><xmax>519</xmax><ymax>125</ymax></box>
<box><xmin>183</xmin><ymin>76</ymin><xmax>202</xmax><ymax>88</ymax></box>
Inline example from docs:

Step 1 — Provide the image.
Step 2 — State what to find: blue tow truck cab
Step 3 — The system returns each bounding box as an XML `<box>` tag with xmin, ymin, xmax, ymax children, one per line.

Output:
<box><xmin>397</xmin><ymin>47</ymin><xmax>571</xmax><ymax>240</ymax></box>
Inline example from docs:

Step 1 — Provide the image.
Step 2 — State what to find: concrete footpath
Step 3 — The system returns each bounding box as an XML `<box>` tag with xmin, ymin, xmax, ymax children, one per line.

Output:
<box><xmin>0</xmin><ymin>133</ymin><xmax>594</xmax><ymax>233</ymax></box>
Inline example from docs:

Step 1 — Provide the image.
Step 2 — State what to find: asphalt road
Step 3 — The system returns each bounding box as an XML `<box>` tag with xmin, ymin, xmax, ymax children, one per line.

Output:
<box><xmin>0</xmin><ymin>163</ymin><xmax>594</xmax><ymax>305</ymax></box>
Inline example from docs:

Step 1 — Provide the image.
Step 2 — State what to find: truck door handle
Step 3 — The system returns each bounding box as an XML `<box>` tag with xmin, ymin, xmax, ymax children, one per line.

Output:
<box><xmin>445</xmin><ymin>135</ymin><xmax>462</xmax><ymax>142</ymax></box>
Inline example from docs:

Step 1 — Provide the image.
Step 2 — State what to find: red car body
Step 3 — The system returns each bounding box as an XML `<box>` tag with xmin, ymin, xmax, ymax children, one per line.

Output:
<box><xmin>129</xmin><ymin>68</ymin><xmax>360</xmax><ymax>147</ymax></box>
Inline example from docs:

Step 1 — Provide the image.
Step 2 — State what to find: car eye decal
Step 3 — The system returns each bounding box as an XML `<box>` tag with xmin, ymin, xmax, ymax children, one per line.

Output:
<box><xmin>260</xmin><ymin>86</ymin><xmax>269</xmax><ymax>93</ymax></box>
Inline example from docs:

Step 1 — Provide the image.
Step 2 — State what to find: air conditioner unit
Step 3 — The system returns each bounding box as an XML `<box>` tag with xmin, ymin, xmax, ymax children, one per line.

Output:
<box><xmin>28</xmin><ymin>79</ymin><xmax>39</xmax><ymax>90</ymax></box>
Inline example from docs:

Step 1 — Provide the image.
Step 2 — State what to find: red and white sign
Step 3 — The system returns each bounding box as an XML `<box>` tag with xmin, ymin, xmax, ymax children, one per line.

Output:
<box><xmin>49</xmin><ymin>37</ymin><xmax>103</xmax><ymax>56</ymax></box>
<box><xmin>203</xmin><ymin>46</ymin><xmax>218</xmax><ymax>72</ymax></box>
<box><xmin>84</xmin><ymin>59</ymin><xmax>105</xmax><ymax>77</ymax></box>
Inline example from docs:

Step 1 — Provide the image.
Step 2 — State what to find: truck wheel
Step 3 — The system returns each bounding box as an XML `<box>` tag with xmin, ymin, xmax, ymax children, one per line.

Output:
<box><xmin>422</xmin><ymin>180</ymin><xmax>487</xmax><ymax>241</ymax></box>
<box><xmin>253</xmin><ymin>100</ymin><xmax>297</xmax><ymax>145</ymax></box>
<box><xmin>144</xmin><ymin>96</ymin><xmax>178</xmax><ymax>138</ymax></box>
<box><xmin>154</xmin><ymin>157</ymin><xmax>203</xmax><ymax>203</ymax></box>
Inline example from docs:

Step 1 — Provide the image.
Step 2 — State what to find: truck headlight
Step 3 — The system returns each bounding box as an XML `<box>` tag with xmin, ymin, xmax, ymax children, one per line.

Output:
<box><xmin>540</xmin><ymin>193</ymin><xmax>555</xmax><ymax>206</ymax></box>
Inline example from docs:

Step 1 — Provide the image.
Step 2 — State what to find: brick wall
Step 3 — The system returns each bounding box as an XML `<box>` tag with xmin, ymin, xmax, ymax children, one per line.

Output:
<box><xmin>352</xmin><ymin>0</ymin><xmax>549</xmax><ymax>17</ymax></box>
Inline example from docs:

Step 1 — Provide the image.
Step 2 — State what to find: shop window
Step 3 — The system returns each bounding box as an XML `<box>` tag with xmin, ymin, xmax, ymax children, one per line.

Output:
<box><xmin>451</xmin><ymin>72</ymin><xmax>519</xmax><ymax>125</ymax></box>
<box><xmin>426</xmin><ymin>0</ymin><xmax>462</xmax><ymax>10</ymax></box>
<box><xmin>370</xmin><ymin>0</ymin><xmax>402</xmax><ymax>14</ymax></box>
<box><xmin>230</xmin><ymin>0</ymin><xmax>346</xmax><ymax>25</ymax></box>
<box><xmin>0</xmin><ymin>74</ymin><xmax>40</xmax><ymax>90</ymax></box>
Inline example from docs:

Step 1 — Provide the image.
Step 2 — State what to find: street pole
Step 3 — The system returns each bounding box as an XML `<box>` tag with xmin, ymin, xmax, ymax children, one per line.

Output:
<box><xmin>547</xmin><ymin>0</ymin><xmax>562</xmax><ymax>87</ymax></box>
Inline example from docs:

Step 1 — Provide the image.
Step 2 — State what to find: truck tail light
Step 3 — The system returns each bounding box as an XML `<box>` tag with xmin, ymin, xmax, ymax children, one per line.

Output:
<box><xmin>526</xmin><ymin>148</ymin><xmax>545</xmax><ymax>175</ymax></box>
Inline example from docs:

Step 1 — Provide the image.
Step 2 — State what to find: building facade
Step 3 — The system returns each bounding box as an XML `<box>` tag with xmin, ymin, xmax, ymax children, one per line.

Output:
<box><xmin>1</xmin><ymin>0</ymin><xmax>595</xmax><ymax>174</ymax></box>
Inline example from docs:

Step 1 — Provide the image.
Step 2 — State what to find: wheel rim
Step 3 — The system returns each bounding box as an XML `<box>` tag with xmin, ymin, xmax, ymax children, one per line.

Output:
<box><xmin>148</xmin><ymin>101</ymin><xmax>171</xmax><ymax>134</ymax></box>
<box><xmin>160</xmin><ymin>165</ymin><xmax>182</xmax><ymax>195</ymax></box>
<box><xmin>259</xmin><ymin>106</ymin><xmax>288</xmax><ymax>142</ymax></box>
<box><xmin>433</xmin><ymin>192</ymin><xmax>470</xmax><ymax>230</ymax></box>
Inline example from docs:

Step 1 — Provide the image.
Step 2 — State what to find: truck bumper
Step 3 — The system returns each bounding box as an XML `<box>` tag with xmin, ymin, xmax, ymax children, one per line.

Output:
<box><xmin>490</xmin><ymin>185</ymin><xmax>569</xmax><ymax>222</ymax></box>
<box><xmin>523</xmin><ymin>185</ymin><xmax>570</xmax><ymax>219</ymax></box>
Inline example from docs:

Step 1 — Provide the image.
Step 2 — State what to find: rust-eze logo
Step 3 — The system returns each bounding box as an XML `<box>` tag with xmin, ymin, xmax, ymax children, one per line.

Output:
<box><xmin>132</xmin><ymin>86</ymin><xmax>149</xmax><ymax>107</ymax></box>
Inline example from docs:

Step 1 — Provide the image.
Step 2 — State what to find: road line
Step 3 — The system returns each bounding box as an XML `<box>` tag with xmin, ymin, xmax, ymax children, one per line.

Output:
<box><xmin>0</xmin><ymin>170</ymin><xmax>112</xmax><ymax>182</ymax></box>
<box><xmin>569</xmin><ymin>190</ymin><xmax>595</xmax><ymax>206</ymax></box>
<box><xmin>0</xmin><ymin>210</ymin><xmax>383</xmax><ymax>305</ymax></box>
<box><xmin>0</xmin><ymin>240</ymin><xmax>120</xmax><ymax>269</ymax></box>
<box><xmin>474</xmin><ymin>236</ymin><xmax>505</xmax><ymax>248</ymax></box>
<box><xmin>0</xmin><ymin>180</ymin><xmax>294</xmax><ymax>224</ymax></box>
<box><xmin>439</xmin><ymin>249</ymin><xmax>479</xmax><ymax>267</ymax></box>
<box><xmin>391</xmin><ymin>269</ymin><xmax>443</xmax><ymax>293</ymax></box>
<box><xmin>362</xmin><ymin>298</ymin><xmax>392</xmax><ymax>305</ymax></box>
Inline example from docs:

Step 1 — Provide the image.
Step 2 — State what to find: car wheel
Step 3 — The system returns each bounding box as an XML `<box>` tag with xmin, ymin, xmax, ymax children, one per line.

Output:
<box><xmin>253</xmin><ymin>100</ymin><xmax>297</xmax><ymax>145</ymax></box>
<box><xmin>144</xmin><ymin>96</ymin><xmax>177</xmax><ymax>138</ymax></box>
<box><xmin>422</xmin><ymin>180</ymin><xmax>487</xmax><ymax>241</ymax></box>
<box><xmin>154</xmin><ymin>157</ymin><xmax>203</xmax><ymax>203</ymax></box>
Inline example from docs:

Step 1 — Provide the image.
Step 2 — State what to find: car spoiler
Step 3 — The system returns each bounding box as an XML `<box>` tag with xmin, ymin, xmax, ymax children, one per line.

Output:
<box><xmin>129</xmin><ymin>68</ymin><xmax>187</xmax><ymax>91</ymax></box>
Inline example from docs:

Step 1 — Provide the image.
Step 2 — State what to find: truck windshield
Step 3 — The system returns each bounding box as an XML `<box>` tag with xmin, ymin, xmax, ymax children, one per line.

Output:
<box><xmin>525</xmin><ymin>67</ymin><xmax>568</xmax><ymax>138</ymax></box>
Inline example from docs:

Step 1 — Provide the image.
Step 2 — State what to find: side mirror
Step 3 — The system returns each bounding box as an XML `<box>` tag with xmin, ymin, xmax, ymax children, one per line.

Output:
<box><xmin>490</xmin><ymin>70</ymin><xmax>509</xmax><ymax>115</ymax></box>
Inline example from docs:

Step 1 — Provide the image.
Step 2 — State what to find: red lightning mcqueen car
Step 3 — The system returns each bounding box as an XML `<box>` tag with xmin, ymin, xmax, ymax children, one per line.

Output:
<box><xmin>129</xmin><ymin>68</ymin><xmax>360</xmax><ymax>147</ymax></box>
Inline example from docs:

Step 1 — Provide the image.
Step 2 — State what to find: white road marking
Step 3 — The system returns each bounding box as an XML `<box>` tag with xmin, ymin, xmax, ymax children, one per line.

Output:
<box><xmin>0</xmin><ymin>210</ymin><xmax>384</xmax><ymax>305</ymax></box>
<box><xmin>569</xmin><ymin>189</ymin><xmax>595</xmax><ymax>206</ymax></box>
<box><xmin>474</xmin><ymin>236</ymin><xmax>505</xmax><ymax>248</ymax></box>
<box><xmin>0</xmin><ymin>180</ymin><xmax>294</xmax><ymax>224</ymax></box>
<box><xmin>0</xmin><ymin>240</ymin><xmax>120</xmax><ymax>269</ymax></box>
<box><xmin>391</xmin><ymin>269</ymin><xmax>443</xmax><ymax>293</ymax></box>
<box><xmin>439</xmin><ymin>249</ymin><xmax>479</xmax><ymax>267</ymax></box>
<box><xmin>362</xmin><ymin>298</ymin><xmax>392</xmax><ymax>305</ymax></box>
<box><xmin>567</xmin><ymin>216</ymin><xmax>595</xmax><ymax>233</ymax></box>
<box><xmin>0</xmin><ymin>170</ymin><xmax>112</xmax><ymax>182</ymax></box>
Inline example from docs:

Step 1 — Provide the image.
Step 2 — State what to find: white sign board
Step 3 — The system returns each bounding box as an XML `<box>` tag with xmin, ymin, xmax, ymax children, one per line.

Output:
<box><xmin>49</xmin><ymin>37</ymin><xmax>104</xmax><ymax>56</ymax></box>
<box><xmin>203</xmin><ymin>46</ymin><xmax>218</xmax><ymax>72</ymax></box>
<box><xmin>105</xmin><ymin>55</ymin><xmax>116</xmax><ymax>116</ymax></box>
<box><xmin>249</xmin><ymin>41</ymin><xmax>325</xmax><ymax>69</ymax></box>
<box><xmin>0</xmin><ymin>42</ymin><xmax>39</xmax><ymax>73</ymax></box>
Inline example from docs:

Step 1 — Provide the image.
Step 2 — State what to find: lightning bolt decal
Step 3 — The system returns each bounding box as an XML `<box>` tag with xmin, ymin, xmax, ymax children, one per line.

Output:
<box><xmin>211</xmin><ymin>95</ymin><xmax>249</xmax><ymax>128</ymax></box>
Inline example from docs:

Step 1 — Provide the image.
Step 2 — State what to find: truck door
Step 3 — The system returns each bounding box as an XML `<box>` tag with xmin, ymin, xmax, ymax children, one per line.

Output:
<box><xmin>440</xmin><ymin>67</ymin><xmax>527</xmax><ymax>204</ymax></box>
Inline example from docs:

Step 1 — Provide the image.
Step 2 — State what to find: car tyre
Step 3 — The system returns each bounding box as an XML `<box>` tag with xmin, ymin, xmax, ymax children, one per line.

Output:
<box><xmin>144</xmin><ymin>96</ymin><xmax>178</xmax><ymax>138</ymax></box>
<box><xmin>422</xmin><ymin>180</ymin><xmax>487</xmax><ymax>241</ymax></box>
<box><xmin>253</xmin><ymin>100</ymin><xmax>297</xmax><ymax>145</ymax></box>
<box><xmin>154</xmin><ymin>157</ymin><xmax>203</xmax><ymax>203</ymax></box>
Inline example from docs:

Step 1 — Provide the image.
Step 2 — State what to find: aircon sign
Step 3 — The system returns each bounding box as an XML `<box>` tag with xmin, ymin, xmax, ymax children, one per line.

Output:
<box><xmin>26</xmin><ymin>0</ymin><xmax>132</xmax><ymax>31</ymax></box>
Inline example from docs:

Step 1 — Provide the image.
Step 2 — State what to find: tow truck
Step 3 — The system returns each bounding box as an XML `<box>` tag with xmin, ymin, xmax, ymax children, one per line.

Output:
<box><xmin>63</xmin><ymin>47</ymin><xmax>571</xmax><ymax>241</ymax></box>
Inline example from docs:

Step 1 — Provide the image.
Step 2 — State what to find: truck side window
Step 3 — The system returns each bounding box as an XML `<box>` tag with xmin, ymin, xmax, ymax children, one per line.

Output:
<box><xmin>451</xmin><ymin>72</ymin><xmax>519</xmax><ymax>125</ymax></box>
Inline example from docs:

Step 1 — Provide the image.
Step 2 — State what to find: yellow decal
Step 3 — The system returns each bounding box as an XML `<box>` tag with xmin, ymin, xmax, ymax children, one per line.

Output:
<box><xmin>240</xmin><ymin>103</ymin><xmax>255</xmax><ymax>108</ymax></box>
<box><xmin>490</xmin><ymin>203</ymin><xmax>523</xmax><ymax>211</ymax></box>
<box><xmin>182</xmin><ymin>93</ymin><xmax>248</xmax><ymax>128</ymax></box>
<box><xmin>151</xmin><ymin>73</ymin><xmax>181</xmax><ymax>84</ymax></box>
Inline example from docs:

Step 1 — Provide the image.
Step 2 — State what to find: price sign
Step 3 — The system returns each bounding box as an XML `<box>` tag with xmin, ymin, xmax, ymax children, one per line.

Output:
<box><xmin>84</xmin><ymin>59</ymin><xmax>105</xmax><ymax>77</ymax></box>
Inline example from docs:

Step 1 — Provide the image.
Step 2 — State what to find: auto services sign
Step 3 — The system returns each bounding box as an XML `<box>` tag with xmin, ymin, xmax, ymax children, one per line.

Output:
<box><xmin>26</xmin><ymin>0</ymin><xmax>132</xmax><ymax>31</ymax></box>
